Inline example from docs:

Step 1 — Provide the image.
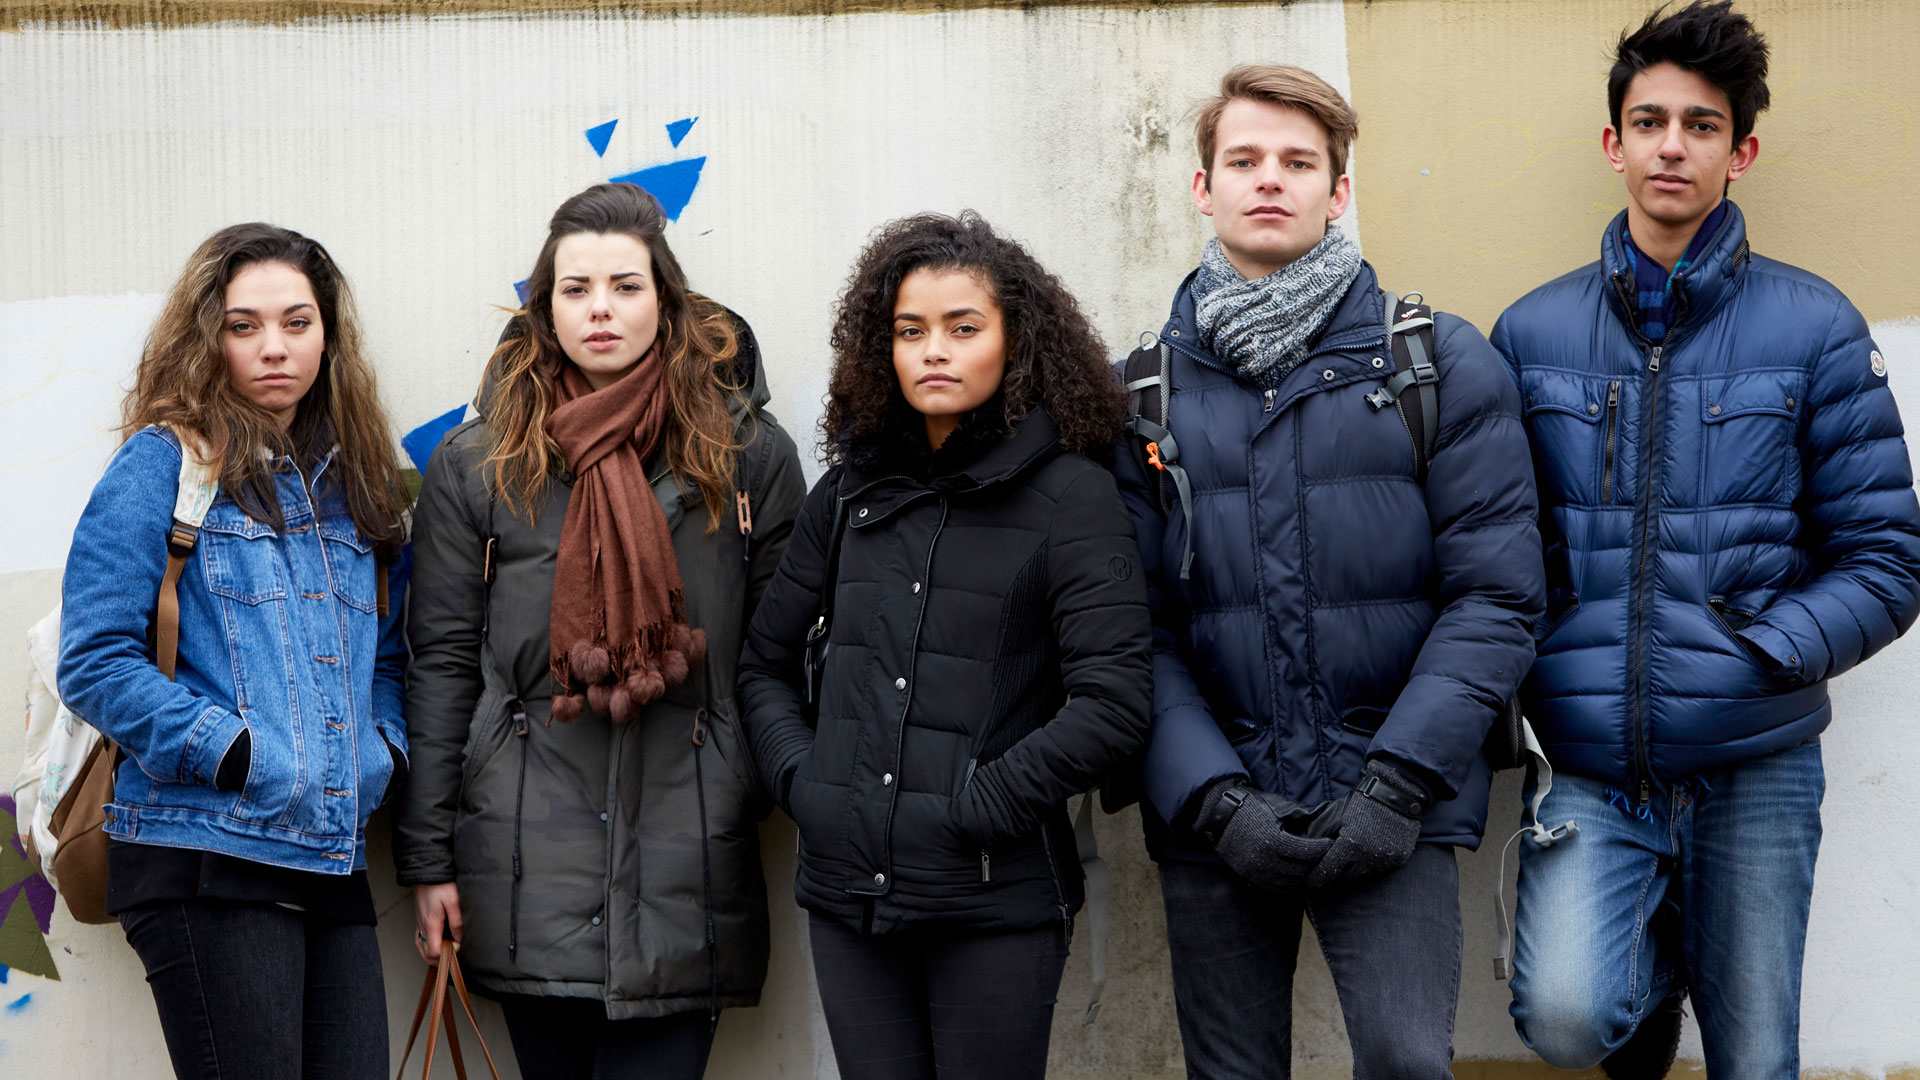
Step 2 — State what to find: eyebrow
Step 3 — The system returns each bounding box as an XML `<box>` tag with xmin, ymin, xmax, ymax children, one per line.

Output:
<box><xmin>1222</xmin><ymin>142</ymin><xmax>1322</xmax><ymax>159</ymax></box>
<box><xmin>895</xmin><ymin>307</ymin><xmax>988</xmax><ymax>322</ymax></box>
<box><xmin>224</xmin><ymin>302</ymin><xmax>315</xmax><ymax>317</ymax></box>
<box><xmin>1628</xmin><ymin>103</ymin><xmax>1727</xmax><ymax>120</ymax></box>
<box><xmin>557</xmin><ymin>271</ymin><xmax>647</xmax><ymax>283</ymax></box>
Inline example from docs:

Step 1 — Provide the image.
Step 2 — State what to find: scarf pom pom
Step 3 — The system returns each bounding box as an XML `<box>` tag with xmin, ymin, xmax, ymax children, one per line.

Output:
<box><xmin>587</xmin><ymin>682</ymin><xmax>612</xmax><ymax>715</ymax></box>
<box><xmin>661</xmin><ymin>648</ymin><xmax>689</xmax><ymax>685</ymax></box>
<box><xmin>609</xmin><ymin>683</ymin><xmax>636</xmax><ymax>726</ymax></box>
<box><xmin>579</xmin><ymin>645</ymin><xmax>613</xmax><ymax>686</ymax></box>
<box><xmin>636</xmin><ymin>669</ymin><xmax>666</xmax><ymax>704</ymax></box>
<box><xmin>669</xmin><ymin>624</ymin><xmax>692</xmax><ymax>655</ymax></box>
<box><xmin>551</xmin><ymin>694</ymin><xmax>585</xmax><ymax>725</ymax></box>
<box><xmin>687</xmin><ymin>627</ymin><xmax>708</xmax><ymax>665</ymax></box>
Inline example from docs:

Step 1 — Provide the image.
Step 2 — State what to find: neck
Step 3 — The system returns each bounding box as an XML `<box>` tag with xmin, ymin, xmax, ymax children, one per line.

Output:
<box><xmin>924</xmin><ymin>414</ymin><xmax>958</xmax><ymax>451</ymax></box>
<box><xmin>1626</xmin><ymin>197</ymin><xmax>1722</xmax><ymax>271</ymax></box>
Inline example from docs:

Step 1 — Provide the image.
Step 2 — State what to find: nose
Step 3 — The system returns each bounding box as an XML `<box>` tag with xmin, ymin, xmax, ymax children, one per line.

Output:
<box><xmin>922</xmin><ymin>330</ymin><xmax>951</xmax><ymax>364</ymax></box>
<box><xmin>258</xmin><ymin>325</ymin><xmax>289</xmax><ymax>363</ymax></box>
<box><xmin>1257</xmin><ymin>160</ymin><xmax>1286</xmax><ymax>192</ymax></box>
<box><xmin>1658</xmin><ymin>119</ymin><xmax>1687</xmax><ymax>160</ymax></box>
<box><xmin>589</xmin><ymin>284</ymin><xmax>613</xmax><ymax>320</ymax></box>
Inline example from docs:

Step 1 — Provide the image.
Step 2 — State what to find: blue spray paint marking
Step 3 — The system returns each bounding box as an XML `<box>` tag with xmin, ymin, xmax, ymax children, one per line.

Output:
<box><xmin>585</xmin><ymin>119</ymin><xmax>619</xmax><ymax>158</ymax></box>
<box><xmin>610</xmin><ymin>157</ymin><xmax>707</xmax><ymax>221</ymax></box>
<box><xmin>666</xmin><ymin>116</ymin><xmax>697</xmax><ymax>148</ymax></box>
<box><xmin>402</xmin><ymin>404</ymin><xmax>470</xmax><ymax>474</ymax></box>
<box><xmin>0</xmin><ymin>965</ymin><xmax>8</xmax><ymax>984</ymax></box>
<box><xmin>513</xmin><ymin>279</ymin><xmax>530</xmax><ymax>305</ymax></box>
<box><xmin>4</xmin><ymin>994</ymin><xmax>28</xmax><ymax>1015</ymax></box>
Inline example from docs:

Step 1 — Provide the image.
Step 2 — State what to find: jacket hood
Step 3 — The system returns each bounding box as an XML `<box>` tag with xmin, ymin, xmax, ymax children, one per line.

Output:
<box><xmin>474</xmin><ymin>304</ymin><xmax>771</xmax><ymax>424</ymax></box>
<box><xmin>1599</xmin><ymin>199</ymin><xmax>1750</xmax><ymax>340</ymax></box>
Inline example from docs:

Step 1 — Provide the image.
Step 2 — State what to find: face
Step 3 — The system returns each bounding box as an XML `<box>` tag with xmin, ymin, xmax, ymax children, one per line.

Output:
<box><xmin>1193</xmin><ymin>98</ymin><xmax>1352</xmax><ymax>279</ymax></box>
<box><xmin>222</xmin><ymin>260</ymin><xmax>325</xmax><ymax>431</ymax></box>
<box><xmin>550</xmin><ymin>231</ymin><xmax>660</xmax><ymax>390</ymax></box>
<box><xmin>1605</xmin><ymin>62</ymin><xmax>1759</xmax><ymax>230</ymax></box>
<box><xmin>891</xmin><ymin>267</ymin><xmax>1008</xmax><ymax>448</ymax></box>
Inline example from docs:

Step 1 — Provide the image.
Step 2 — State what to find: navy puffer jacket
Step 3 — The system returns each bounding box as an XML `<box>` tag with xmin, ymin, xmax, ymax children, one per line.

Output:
<box><xmin>1117</xmin><ymin>262</ymin><xmax>1544</xmax><ymax>856</ymax></box>
<box><xmin>1493</xmin><ymin>202</ymin><xmax>1920</xmax><ymax>795</ymax></box>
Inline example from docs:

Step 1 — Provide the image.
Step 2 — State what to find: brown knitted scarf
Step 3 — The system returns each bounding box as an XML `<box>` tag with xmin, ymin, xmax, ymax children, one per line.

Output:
<box><xmin>544</xmin><ymin>352</ymin><xmax>705</xmax><ymax>725</ymax></box>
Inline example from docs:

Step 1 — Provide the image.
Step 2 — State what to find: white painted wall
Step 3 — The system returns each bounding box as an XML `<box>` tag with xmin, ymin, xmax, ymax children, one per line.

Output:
<box><xmin>2</xmin><ymin>5</ymin><xmax>1916</xmax><ymax>1077</ymax></box>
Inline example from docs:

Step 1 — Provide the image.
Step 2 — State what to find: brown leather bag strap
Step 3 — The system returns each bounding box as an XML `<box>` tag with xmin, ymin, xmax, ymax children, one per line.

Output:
<box><xmin>393</xmin><ymin>949</ymin><xmax>446</xmax><ymax>1078</ymax></box>
<box><xmin>391</xmin><ymin>944</ymin><xmax>500</xmax><ymax>1080</ymax></box>
<box><xmin>446</xmin><ymin>944</ymin><xmax>502</xmax><ymax>1079</ymax></box>
<box><xmin>155</xmin><ymin>542</ymin><xmax>192</xmax><ymax>681</ymax></box>
<box><xmin>377</xmin><ymin>564</ymin><xmax>390</xmax><ymax>618</ymax></box>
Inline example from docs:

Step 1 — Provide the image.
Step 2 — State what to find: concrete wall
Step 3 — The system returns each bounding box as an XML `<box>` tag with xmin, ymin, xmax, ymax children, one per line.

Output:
<box><xmin>1</xmin><ymin>2</ymin><xmax>1915</xmax><ymax>1076</ymax></box>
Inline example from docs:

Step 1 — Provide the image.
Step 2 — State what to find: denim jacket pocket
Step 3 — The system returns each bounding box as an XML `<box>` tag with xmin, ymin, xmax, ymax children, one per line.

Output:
<box><xmin>318</xmin><ymin>517</ymin><xmax>378</xmax><ymax>613</ymax></box>
<box><xmin>200</xmin><ymin>505</ymin><xmax>289</xmax><ymax>606</ymax></box>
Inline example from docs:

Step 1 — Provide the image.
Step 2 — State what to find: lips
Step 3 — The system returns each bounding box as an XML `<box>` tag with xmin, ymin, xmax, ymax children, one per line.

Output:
<box><xmin>917</xmin><ymin>374</ymin><xmax>958</xmax><ymax>386</ymax></box>
<box><xmin>1649</xmin><ymin>173</ymin><xmax>1692</xmax><ymax>191</ymax></box>
<box><xmin>585</xmin><ymin>332</ymin><xmax>622</xmax><ymax>343</ymax></box>
<box><xmin>256</xmin><ymin>373</ymin><xmax>296</xmax><ymax>383</ymax></box>
<box><xmin>1247</xmin><ymin>205</ymin><xmax>1292</xmax><ymax>219</ymax></box>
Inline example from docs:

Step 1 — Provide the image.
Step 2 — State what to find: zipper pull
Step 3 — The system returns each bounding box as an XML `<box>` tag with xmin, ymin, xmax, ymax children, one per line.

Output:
<box><xmin>1637</xmin><ymin>779</ymin><xmax>1651</xmax><ymax>807</ymax></box>
<box><xmin>510</xmin><ymin>699</ymin><xmax>530</xmax><ymax>737</ymax></box>
<box><xmin>1648</xmin><ymin>346</ymin><xmax>1663</xmax><ymax>373</ymax></box>
<box><xmin>1607</xmin><ymin>381</ymin><xmax>1621</xmax><ymax>408</ymax></box>
<box><xmin>979</xmin><ymin>850</ymin><xmax>992</xmax><ymax>883</ymax></box>
<box><xmin>1263</xmin><ymin>389</ymin><xmax>1277</xmax><ymax>414</ymax></box>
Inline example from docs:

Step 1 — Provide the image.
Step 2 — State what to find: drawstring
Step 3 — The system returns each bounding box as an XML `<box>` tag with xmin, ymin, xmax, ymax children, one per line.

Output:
<box><xmin>691</xmin><ymin>709</ymin><xmax>720</xmax><ymax>1033</ymax></box>
<box><xmin>507</xmin><ymin>698</ymin><xmax>530</xmax><ymax>959</ymax></box>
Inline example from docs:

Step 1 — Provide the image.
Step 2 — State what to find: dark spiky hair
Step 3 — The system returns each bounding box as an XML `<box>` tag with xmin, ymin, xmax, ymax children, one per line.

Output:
<box><xmin>1609</xmin><ymin>1</ymin><xmax>1771</xmax><ymax>144</ymax></box>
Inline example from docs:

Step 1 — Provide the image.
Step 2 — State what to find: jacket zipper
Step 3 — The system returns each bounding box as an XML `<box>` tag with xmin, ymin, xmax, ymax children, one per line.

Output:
<box><xmin>1602</xmin><ymin>380</ymin><xmax>1621</xmax><ymax>502</ymax></box>
<box><xmin>873</xmin><ymin>499</ymin><xmax>950</xmax><ymax>893</ymax></box>
<box><xmin>507</xmin><ymin>698</ymin><xmax>530</xmax><ymax>958</ymax></box>
<box><xmin>1628</xmin><ymin>344</ymin><xmax>1663</xmax><ymax>809</ymax></box>
<box><xmin>960</xmin><ymin>758</ymin><xmax>989</xmax><ymax>882</ymax></box>
<box><xmin>1036</xmin><ymin>815</ymin><xmax>1070</xmax><ymax>927</ymax></box>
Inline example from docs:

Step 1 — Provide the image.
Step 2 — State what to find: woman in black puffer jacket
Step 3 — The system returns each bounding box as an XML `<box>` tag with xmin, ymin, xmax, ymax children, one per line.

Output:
<box><xmin>738</xmin><ymin>212</ymin><xmax>1152</xmax><ymax>1080</ymax></box>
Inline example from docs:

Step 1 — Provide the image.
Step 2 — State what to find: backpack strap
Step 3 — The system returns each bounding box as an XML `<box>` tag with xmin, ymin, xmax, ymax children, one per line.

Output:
<box><xmin>1363</xmin><ymin>291</ymin><xmax>1440</xmax><ymax>480</ymax></box>
<box><xmin>804</xmin><ymin>477</ymin><xmax>850</xmax><ymax>710</ymax></box>
<box><xmin>1123</xmin><ymin>338</ymin><xmax>1196</xmax><ymax>580</ymax></box>
<box><xmin>156</xmin><ymin>435</ymin><xmax>219</xmax><ymax>680</ymax></box>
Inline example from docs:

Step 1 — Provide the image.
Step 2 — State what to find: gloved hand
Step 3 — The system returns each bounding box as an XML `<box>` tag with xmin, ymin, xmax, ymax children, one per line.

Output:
<box><xmin>1193</xmin><ymin>779</ymin><xmax>1335</xmax><ymax>891</ymax></box>
<box><xmin>1306</xmin><ymin>759</ymin><xmax>1430</xmax><ymax>889</ymax></box>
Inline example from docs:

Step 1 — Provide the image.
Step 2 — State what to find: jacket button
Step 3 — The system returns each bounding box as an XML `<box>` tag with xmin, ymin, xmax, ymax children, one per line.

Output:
<box><xmin>1787</xmin><ymin>654</ymin><xmax>1799</xmax><ymax>666</ymax></box>
<box><xmin>1786</xmin><ymin>396</ymin><xmax>1796</xmax><ymax>410</ymax></box>
<box><xmin>591</xmin><ymin>915</ymin><xmax>602</xmax><ymax>926</ymax></box>
<box><xmin>894</xmin><ymin>677</ymin><xmax>907</xmax><ymax>691</ymax></box>
<box><xmin>873</xmin><ymin>873</ymin><xmax>886</xmax><ymax>886</ymax></box>
<box><xmin>1708</xmin><ymin>403</ymin><xmax>1723</xmax><ymax>416</ymax></box>
<box><xmin>858</xmin><ymin>507</ymin><xmax>870</xmax><ymax>519</ymax></box>
<box><xmin>911</xmin><ymin>582</ymin><xmax>921</xmax><ymax>594</ymax></box>
<box><xmin>882</xmin><ymin>773</ymin><xmax>893</xmax><ymax>786</ymax></box>
<box><xmin>1587</xmin><ymin>402</ymin><xmax>1600</xmax><ymax>415</ymax></box>
<box><xmin>599</xmin><ymin>811</ymin><xmax>609</xmax><ymax>823</ymax></box>
<box><xmin>1371</xmin><ymin>357</ymin><xmax>1386</xmax><ymax>369</ymax></box>
<box><xmin>1321</xmin><ymin>369</ymin><xmax>1336</xmax><ymax>381</ymax></box>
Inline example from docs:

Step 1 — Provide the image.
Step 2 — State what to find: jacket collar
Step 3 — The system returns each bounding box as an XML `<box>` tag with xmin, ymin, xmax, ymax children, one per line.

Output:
<box><xmin>1164</xmin><ymin>260</ymin><xmax>1388</xmax><ymax>374</ymax></box>
<box><xmin>842</xmin><ymin>408</ymin><xmax>1062</xmax><ymax>525</ymax></box>
<box><xmin>1600</xmin><ymin>198</ymin><xmax>1750</xmax><ymax>342</ymax></box>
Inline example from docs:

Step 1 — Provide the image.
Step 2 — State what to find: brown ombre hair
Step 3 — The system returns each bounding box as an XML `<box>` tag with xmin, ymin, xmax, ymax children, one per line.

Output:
<box><xmin>483</xmin><ymin>182</ymin><xmax>744</xmax><ymax>529</ymax></box>
<box><xmin>121</xmin><ymin>223</ymin><xmax>408</xmax><ymax>552</ymax></box>
<box><xmin>1195</xmin><ymin>64</ymin><xmax>1359</xmax><ymax>191</ymax></box>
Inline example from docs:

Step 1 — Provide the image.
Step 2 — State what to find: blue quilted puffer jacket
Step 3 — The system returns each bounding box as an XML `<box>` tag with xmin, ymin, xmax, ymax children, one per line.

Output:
<box><xmin>1115</xmin><ymin>262</ymin><xmax>1544</xmax><ymax>855</ymax></box>
<box><xmin>1493</xmin><ymin>201</ymin><xmax>1920</xmax><ymax>798</ymax></box>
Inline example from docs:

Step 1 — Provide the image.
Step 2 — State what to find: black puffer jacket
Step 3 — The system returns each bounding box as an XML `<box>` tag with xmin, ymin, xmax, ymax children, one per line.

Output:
<box><xmin>738</xmin><ymin>409</ymin><xmax>1152</xmax><ymax>932</ymax></box>
<box><xmin>394</xmin><ymin>321</ymin><xmax>805</xmax><ymax>1018</ymax></box>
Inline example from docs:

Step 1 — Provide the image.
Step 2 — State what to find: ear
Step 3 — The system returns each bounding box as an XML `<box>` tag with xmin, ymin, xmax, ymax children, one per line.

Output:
<box><xmin>1191</xmin><ymin>168</ymin><xmax>1215</xmax><ymax>217</ymax></box>
<box><xmin>1726</xmin><ymin>133</ymin><xmax>1759</xmax><ymax>182</ymax></box>
<box><xmin>1602</xmin><ymin>126</ymin><xmax>1628</xmax><ymax>175</ymax></box>
<box><xmin>1326</xmin><ymin>173</ymin><xmax>1353</xmax><ymax>223</ymax></box>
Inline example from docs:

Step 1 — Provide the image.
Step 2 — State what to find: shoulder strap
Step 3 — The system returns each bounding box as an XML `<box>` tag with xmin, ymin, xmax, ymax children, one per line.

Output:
<box><xmin>1365</xmin><ymin>291</ymin><xmax>1441</xmax><ymax>481</ymax></box>
<box><xmin>156</xmin><ymin>434</ymin><xmax>220</xmax><ymax>681</ymax></box>
<box><xmin>814</xmin><ymin>477</ymin><xmax>849</xmax><ymax>626</ymax></box>
<box><xmin>1122</xmin><ymin>338</ymin><xmax>1197</xmax><ymax>579</ymax></box>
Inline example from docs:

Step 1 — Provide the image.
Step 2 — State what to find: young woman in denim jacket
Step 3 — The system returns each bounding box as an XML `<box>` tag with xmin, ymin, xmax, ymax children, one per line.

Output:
<box><xmin>58</xmin><ymin>224</ymin><xmax>411</xmax><ymax>1080</ymax></box>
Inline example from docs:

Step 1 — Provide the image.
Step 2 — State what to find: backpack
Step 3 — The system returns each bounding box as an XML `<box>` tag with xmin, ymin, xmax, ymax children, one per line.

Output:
<box><xmin>15</xmin><ymin>433</ymin><xmax>219</xmax><ymax>924</ymax></box>
<box><xmin>1120</xmin><ymin>292</ymin><xmax>1526</xmax><ymax>771</ymax></box>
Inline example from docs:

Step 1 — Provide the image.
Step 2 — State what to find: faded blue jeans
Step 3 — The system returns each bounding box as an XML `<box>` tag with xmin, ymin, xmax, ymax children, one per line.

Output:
<box><xmin>1509</xmin><ymin>738</ymin><xmax>1824</xmax><ymax>1076</ymax></box>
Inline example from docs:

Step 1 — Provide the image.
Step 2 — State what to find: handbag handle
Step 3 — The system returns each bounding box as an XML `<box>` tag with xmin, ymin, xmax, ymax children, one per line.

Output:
<box><xmin>394</xmin><ymin>942</ymin><xmax>502</xmax><ymax>1080</ymax></box>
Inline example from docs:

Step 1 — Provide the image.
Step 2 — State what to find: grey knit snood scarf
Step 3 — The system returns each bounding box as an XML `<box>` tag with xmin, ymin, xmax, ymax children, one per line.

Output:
<box><xmin>1193</xmin><ymin>226</ymin><xmax>1363</xmax><ymax>388</ymax></box>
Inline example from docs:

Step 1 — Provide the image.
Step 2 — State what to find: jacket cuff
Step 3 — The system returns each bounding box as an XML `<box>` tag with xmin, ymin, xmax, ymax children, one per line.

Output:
<box><xmin>184</xmin><ymin>706</ymin><xmax>248</xmax><ymax>787</ymax></box>
<box><xmin>1143</xmin><ymin>703</ymin><xmax>1248</xmax><ymax>828</ymax></box>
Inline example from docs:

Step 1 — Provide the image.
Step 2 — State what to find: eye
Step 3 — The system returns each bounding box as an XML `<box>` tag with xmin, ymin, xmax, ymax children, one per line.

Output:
<box><xmin>1690</xmin><ymin>121</ymin><xmax>1719</xmax><ymax>134</ymax></box>
<box><xmin>562</xmin><ymin>285</ymin><xmax>585</xmax><ymax>297</ymax></box>
<box><xmin>228</xmin><ymin>321</ymin><xmax>255</xmax><ymax>334</ymax></box>
<box><xmin>1634</xmin><ymin>118</ymin><xmax>1660</xmax><ymax>130</ymax></box>
<box><xmin>1287</xmin><ymin>160</ymin><xmax>1311</xmax><ymax>170</ymax></box>
<box><xmin>897</xmin><ymin>326</ymin><xmax>923</xmax><ymax>340</ymax></box>
<box><xmin>1230</xmin><ymin>158</ymin><xmax>1253</xmax><ymax>169</ymax></box>
<box><xmin>286</xmin><ymin>317</ymin><xmax>312</xmax><ymax>331</ymax></box>
<box><xmin>617</xmin><ymin>281</ymin><xmax>642</xmax><ymax>293</ymax></box>
<box><xmin>952</xmin><ymin>323</ymin><xmax>980</xmax><ymax>336</ymax></box>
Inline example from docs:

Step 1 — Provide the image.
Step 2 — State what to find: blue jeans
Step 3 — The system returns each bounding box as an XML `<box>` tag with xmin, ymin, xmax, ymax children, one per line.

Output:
<box><xmin>1509</xmin><ymin>739</ymin><xmax>1824</xmax><ymax>1076</ymax></box>
<box><xmin>1160</xmin><ymin>845</ymin><xmax>1461</xmax><ymax>1080</ymax></box>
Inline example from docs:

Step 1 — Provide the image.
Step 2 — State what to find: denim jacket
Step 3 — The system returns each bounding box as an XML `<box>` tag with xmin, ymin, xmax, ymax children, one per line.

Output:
<box><xmin>58</xmin><ymin>426</ymin><xmax>407</xmax><ymax>873</ymax></box>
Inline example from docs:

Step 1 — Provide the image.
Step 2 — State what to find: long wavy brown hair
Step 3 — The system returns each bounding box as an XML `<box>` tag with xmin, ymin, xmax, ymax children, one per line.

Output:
<box><xmin>483</xmin><ymin>182</ymin><xmax>744</xmax><ymax>529</ymax></box>
<box><xmin>121</xmin><ymin>223</ymin><xmax>409</xmax><ymax>552</ymax></box>
<box><xmin>821</xmin><ymin>211</ymin><xmax>1125</xmax><ymax>466</ymax></box>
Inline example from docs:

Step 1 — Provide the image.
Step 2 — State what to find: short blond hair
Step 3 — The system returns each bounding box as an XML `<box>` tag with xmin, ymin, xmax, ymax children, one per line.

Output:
<box><xmin>1195</xmin><ymin>65</ymin><xmax>1358</xmax><ymax>191</ymax></box>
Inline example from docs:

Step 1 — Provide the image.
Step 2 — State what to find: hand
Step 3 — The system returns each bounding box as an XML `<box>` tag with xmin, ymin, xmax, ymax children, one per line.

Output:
<box><xmin>413</xmin><ymin>883</ymin><xmax>463</xmax><ymax>963</ymax></box>
<box><xmin>1306</xmin><ymin>760</ymin><xmax>1428</xmax><ymax>889</ymax></box>
<box><xmin>1194</xmin><ymin>780</ymin><xmax>1334</xmax><ymax>891</ymax></box>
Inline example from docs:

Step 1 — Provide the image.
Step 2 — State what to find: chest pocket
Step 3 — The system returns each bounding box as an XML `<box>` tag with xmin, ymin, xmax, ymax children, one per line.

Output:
<box><xmin>317</xmin><ymin>516</ymin><xmax>377</xmax><ymax>613</ymax></box>
<box><xmin>199</xmin><ymin>504</ymin><xmax>289</xmax><ymax>606</ymax></box>
<box><xmin>1700</xmin><ymin>370</ymin><xmax>1806</xmax><ymax>505</ymax></box>
<box><xmin>1522</xmin><ymin>369</ymin><xmax>1631</xmax><ymax>506</ymax></box>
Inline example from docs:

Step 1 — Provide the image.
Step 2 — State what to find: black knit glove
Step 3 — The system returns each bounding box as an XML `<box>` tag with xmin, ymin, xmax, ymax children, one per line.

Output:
<box><xmin>1193</xmin><ymin>780</ymin><xmax>1336</xmax><ymax>891</ymax></box>
<box><xmin>1306</xmin><ymin>759</ymin><xmax>1429</xmax><ymax>889</ymax></box>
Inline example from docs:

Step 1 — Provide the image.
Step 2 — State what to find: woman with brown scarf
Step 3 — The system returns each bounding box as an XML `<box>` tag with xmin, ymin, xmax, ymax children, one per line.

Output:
<box><xmin>393</xmin><ymin>182</ymin><xmax>806</xmax><ymax>1080</ymax></box>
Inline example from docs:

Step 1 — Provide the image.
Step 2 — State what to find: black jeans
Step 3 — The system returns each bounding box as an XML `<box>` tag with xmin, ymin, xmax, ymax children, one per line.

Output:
<box><xmin>1160</xmin><ymin>844</ymin><xmax>1461</xmax><ymax>1080</ymax></box>
<box><xmin>497</xmin><ymin>996</ymin><xmax>715</xmax><ymax>1080</ymax></box>
<box><xmin>807</xmin><ymin>912</ymin><xmax>1070</xmax><ymax>1080</ymax></box>
<box><xmin>118</xmin><ymin>900</ymin><xmax>387</xmax><ymax>1080</ymax></box>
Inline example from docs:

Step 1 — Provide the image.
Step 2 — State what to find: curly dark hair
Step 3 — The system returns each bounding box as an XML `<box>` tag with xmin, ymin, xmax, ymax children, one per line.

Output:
<box><xmin>820</xmin><ymin>211</ymin><xmax>1125</xmax><ymax>466</ymax></box>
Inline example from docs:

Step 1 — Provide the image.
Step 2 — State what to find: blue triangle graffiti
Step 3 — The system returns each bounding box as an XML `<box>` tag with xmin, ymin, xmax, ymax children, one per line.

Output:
<box><xmin>610</xmin><ymin>157</ymin><xmax>707</xmax><ymax>221</ymax></box>
<box><xmin>666</xmin><ymin>116</ymin><xmax>697</xmax><ymax>148</ymax></box>
<box><xmin>585</xmin><ymin>119</ymin><xmax>618</xmax><ymax>158</ymax></box>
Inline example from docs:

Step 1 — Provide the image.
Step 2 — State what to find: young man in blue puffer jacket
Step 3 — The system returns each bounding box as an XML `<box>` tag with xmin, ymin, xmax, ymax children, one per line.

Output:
<box><xmin>1494</xmin><ymin>4</ymin><xmax>1920</xmax><ymax>1077</ymax></box>
<box><xmin>1113</xmin><ymin>64</ymin><xmax>1543</xmax><ymax>1079</ymax></box>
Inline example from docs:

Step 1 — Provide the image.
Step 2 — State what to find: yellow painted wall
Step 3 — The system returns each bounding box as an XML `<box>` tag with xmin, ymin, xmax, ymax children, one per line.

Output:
<box><xmin>1344</xmin><ymin>0</ymin><xmax>1920</xmax><ymax>329</ymax></box>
